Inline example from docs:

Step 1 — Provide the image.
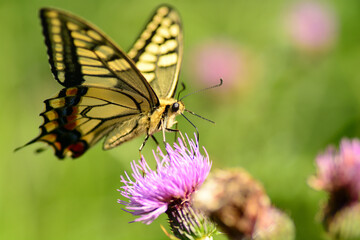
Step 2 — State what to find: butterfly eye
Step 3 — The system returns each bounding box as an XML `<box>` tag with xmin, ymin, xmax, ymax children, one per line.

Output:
<box><xmin>171</xmin><ymin>102</ymin><xmax>180</xmax><ymax>112</ymax></box>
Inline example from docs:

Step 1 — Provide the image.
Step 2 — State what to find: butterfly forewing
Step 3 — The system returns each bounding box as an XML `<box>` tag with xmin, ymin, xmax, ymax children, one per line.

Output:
<box><xmin>128</xmin><ymin>5</ymin><xmax>183</xmax><ymax>99</ymax></box>
<box><xmin>40</xmin><ymin>8</ymin><xmax>159</xmax><ymax>107</ymax></box>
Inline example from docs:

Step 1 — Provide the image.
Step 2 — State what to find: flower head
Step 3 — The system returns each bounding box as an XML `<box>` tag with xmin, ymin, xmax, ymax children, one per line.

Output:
<box><xmin>118</xmin><ymin>135</ymin><xmax>211</xmax><ymax>225</ymax></box>
<box><xmin>189</xmin><ymin>39</ymin><xmax>247</xmax><ymax>92</ymax></box>
<box><xmin>285</xmin><ymin>1</ymin><xmax>337</xmax><ymax>52</ymax></box>
<box><xmin>309</xmin><ymin>138</ymin><xmax>360</xmax><ymax>236</ymax></box>
<box><xmin>193</xmin><ymin>169</ymin><xmax>295</xmax><ymax>240</ymax></box>
<box><xmin>309</xmin><ymin>139</ymin><xmax>360</xmax><ymax>201</ymax></box>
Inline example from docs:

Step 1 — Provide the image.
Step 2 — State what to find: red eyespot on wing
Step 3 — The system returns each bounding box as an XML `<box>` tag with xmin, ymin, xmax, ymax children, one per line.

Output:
<box><xmin>71</xmin><ymin>106</ymin><xmax>78</xmax><ymax>114</ymax></box>
<box><xmin>64</xmin><ymin>121</ymin><xmax>77</xmax><ymax>130</ymax></box>
<box><xmin>67</xmin><ymin>141</ymin><xmax>88</xmax><ymax>158</ymax></box>
<box><xmin>66</xmin><ymin>87</ymin><xmax>78</xmax><ymax>96</ymax></box>
<box><xmin>66</xmin><ymin>114</ymin><xmax>77</xmax><ymax>122</ymax></box>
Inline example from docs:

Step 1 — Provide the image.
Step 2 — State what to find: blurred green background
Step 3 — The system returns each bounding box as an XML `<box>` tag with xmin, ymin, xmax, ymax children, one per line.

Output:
<box><xmin>2</xmin><ymin>0</ymin><xmax>360</xmax><ymax>239</ymax></box>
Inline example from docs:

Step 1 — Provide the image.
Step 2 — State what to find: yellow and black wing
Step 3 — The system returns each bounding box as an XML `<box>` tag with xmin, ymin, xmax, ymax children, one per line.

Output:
<box><xmin>128</xmin><ymin>5</ymin><xmax>183</xmax><ymax>99</ymax></box>
<box><xmin>40</xmin><ymin>8</ymin><xmax>159</xmax><ymax>105</ymax></box>
<box><xmin>16</xmin><ymin>8</ymin><xmax>162</xmax><ymax>159</ymax></box>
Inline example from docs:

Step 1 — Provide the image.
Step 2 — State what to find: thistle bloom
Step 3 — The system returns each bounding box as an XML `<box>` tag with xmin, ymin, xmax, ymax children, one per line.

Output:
<box><xmin>118</xmin><ymin>135</ymin><xmax>215</xmax><ymax>239</ymax></box>
<box><xmin>309</xmin><ymin>139</ymin><xmax>360</xmax><ymax>238</ymax></box>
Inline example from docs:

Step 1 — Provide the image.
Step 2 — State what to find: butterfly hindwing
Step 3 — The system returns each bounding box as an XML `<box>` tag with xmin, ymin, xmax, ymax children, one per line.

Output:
<box><xmin>40</xmin><ymin>8</ymin><xmax>159</xmax><ymax>107</ymax></box>
<box><xmin>22</xmin><ymin>86</ymin><xmax>151</xmax><ymax>158</ymax></box>
<box><xmin>128</xmin><ymin>5</ymin><xmax>183</xmax><ymax>99</ymax></box>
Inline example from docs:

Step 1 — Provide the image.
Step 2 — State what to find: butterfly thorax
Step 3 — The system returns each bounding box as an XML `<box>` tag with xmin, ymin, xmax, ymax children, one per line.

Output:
<box><xmin>148</xmin><ymin>98</ymin><xmax>184</xmax><ymax>135</ymax></box>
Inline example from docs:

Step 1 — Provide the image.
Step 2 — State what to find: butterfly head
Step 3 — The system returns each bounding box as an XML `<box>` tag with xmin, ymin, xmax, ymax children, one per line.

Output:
<box><xmin>159</xmin><ymin>99</ymin><xmax>185</xmax><ymax>129</ymax></box>
<box><xmin>170</xmin><ymin>101</ymin><xmax>185</xmax><ymax>115</ymax></box>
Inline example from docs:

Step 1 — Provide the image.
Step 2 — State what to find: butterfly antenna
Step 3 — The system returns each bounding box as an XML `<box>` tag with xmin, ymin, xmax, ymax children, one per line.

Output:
<box><xmin>180</xmin><ymin>78</ymin><xmax>223</xmax><ymax>101</ymax></box>
<box><xmin>181</xmin><ymin>113</ymin><xmax>199</xmax><ymax>141</ymax></box>
<box><xmin>177</xmin><ymin>82</ymin><xmax>186</xmax><ymax>100</ymax></box>
<box><xmin>185</xmin><ymin>109</ymin><xmax>215</xmax><ymax>124</ymax></box>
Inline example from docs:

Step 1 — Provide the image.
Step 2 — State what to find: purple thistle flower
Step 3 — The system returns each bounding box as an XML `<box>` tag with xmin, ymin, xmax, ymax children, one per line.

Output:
<box><xmin>118</xmin><ymin>135</ymin><xmax>211</xmax><ymax>225</ymax></box>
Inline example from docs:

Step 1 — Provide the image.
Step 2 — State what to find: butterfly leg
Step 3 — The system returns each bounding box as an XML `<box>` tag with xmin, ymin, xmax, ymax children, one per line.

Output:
<box><xmin>174</xmin><ymin>122</ymin><xmax>179</xmax><ymax>140</ymax></box>
<box><xmin>139</xmin><ymin>134</ymin><xmax>150</xmax><ymax>158</ymax></box>
<box><xmin>166</xmin><ymin>128</ymin><xmax>186</xmax><ymax>147</ymax></box>
<box><xmin>151</xmin><ymin>135</ymin><xmax>160</xmax><ymax>146</ymax></box>
<box><xmin>139</xmin><ymin>133</ymin><xmax>151</xmax><ymax>176</ymax></box>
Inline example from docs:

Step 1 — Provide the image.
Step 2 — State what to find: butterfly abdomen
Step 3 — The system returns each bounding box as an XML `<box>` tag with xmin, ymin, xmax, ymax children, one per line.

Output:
<box><xmin>103</xmin><ymin>113</ymin><xmax>151</xmax><ymax>149</ymax></box>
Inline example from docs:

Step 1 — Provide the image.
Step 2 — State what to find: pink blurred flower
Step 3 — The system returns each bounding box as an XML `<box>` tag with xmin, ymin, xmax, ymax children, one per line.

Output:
<box><xmin>309</xmin><ymin>139</ymin><xmax>360</xmax><ymax>233</ymax></box>
<box><xmin>254</xmin><ymin>207</ymin><xmax>295</xmax><ymax>240</ymax></box>
<box><xmin>286</xmin><ymin>1</ymin><xmax>337</xmax><ymax>52</ymax></box>
<box><xmin>189</xmin><ymin>39</ymin><xmax>246</xmax><ymax>92</ymax></box>
<box><xmin>310</xmin><ymin>139</ymin><xmax>360</xmax><ymax>200</ymax></box>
